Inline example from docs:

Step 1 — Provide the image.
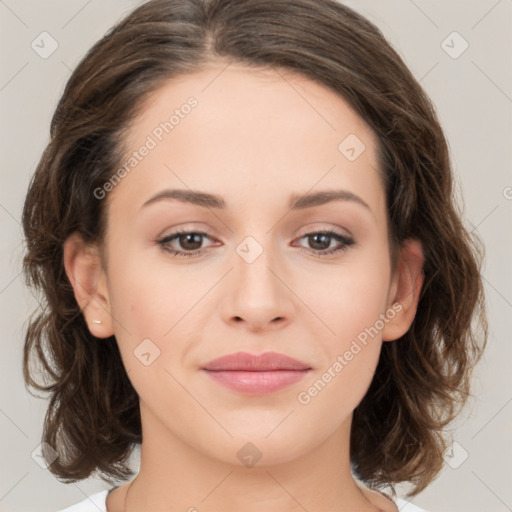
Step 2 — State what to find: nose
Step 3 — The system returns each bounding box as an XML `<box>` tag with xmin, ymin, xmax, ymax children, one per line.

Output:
<box><xmin>221</xmin><ymin>237</ymin><xmax>294</xmax><ymax>332</ymax></box>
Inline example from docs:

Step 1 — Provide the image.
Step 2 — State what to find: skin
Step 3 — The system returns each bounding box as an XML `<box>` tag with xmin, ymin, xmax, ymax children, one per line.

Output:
<box><xmin>64</xmin><ymin>60</ymin><xmax>424</xmax><ymax>512</ymax></box>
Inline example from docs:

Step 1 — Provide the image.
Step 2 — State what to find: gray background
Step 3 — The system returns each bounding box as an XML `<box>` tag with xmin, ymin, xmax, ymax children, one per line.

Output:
<box><xmin>1</xmin><ymin>1</ymin><xmax>511</xmax><ymax>511</ymax></box>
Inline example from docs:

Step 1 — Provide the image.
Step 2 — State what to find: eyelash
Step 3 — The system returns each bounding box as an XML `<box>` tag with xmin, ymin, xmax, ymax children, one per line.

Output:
<box><xmin>156</xmin><ymin>229</ymin><xmax>355</xmax><ymax>259</ymax></box>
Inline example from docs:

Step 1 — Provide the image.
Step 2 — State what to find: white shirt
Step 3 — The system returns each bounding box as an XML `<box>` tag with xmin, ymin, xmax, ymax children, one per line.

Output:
<box><xmin>57</xmin><ymin>488</ymin><xmax>429</xmax><ymax>511</ymax></box>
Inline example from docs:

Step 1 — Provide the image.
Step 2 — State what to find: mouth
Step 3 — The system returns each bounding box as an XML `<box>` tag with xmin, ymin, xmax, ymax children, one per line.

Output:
<box><xmin>201</xmin><ymin>351</ymin><xmax>312</xmax><ymax>395</ymax></box>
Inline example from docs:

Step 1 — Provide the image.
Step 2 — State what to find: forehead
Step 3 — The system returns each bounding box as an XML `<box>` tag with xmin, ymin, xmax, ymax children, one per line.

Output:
<box><xmin>128</xmin><ymin>61</ymin><xmax>377</xmax><ymax>154</ymax></box>
<box><xmin>108</xmin><ymin>62</ymin><xmax>383</xmax><ymax>219</ymax></box>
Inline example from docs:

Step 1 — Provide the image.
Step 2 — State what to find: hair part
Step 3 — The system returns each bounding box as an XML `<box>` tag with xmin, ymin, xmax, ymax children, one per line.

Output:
<box><xmin>22</xmin><ymin>0</ymin><xmax>487</xmax><ymax>495</ymax></box>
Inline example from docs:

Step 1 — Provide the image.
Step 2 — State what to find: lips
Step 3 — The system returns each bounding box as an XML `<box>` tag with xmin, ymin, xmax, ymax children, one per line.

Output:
<box><xmin>201</xmin><ymin>351</ymin><xmax>311</xmax><ymax>371</ymax></box>
<box><xmin>201</xmin><ymin>351</ymin><xmax>312</xmax><ymax>394</ymax></box>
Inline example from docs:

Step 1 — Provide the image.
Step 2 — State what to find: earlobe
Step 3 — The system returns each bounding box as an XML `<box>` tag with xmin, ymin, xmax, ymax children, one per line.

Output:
<box><xmin>63</xmin><ymin>232</ymin><xmax>114</xmax><ymax>338</ymax></box>
<box><xmin>382</xmin><ymin>238</ymin><xmax>424</xmax><ymax>341</ymax></box>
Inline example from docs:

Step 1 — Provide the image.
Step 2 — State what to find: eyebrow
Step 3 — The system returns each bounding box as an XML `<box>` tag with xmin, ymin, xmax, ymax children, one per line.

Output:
<box><xmin>140</xmin><ymin>188</ymin><xmax>371</xmax><ymax>212</ymax></box>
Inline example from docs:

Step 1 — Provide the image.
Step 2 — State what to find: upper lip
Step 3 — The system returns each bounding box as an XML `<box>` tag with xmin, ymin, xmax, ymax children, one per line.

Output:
<box><xmin>201</xmin><ymin>351</ymin><xmax>311</xmax><ymax>371</ymax></box>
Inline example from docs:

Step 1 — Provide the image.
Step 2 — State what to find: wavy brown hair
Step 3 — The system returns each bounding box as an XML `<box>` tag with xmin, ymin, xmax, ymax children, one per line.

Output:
<box><xmin>22</xmin><ymin>0</ymin><xmax>487</xmax><ymax>497</ymax></box>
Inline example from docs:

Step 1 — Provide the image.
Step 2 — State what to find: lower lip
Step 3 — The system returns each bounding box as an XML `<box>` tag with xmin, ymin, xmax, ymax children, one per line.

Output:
<box><xmin>202</xmin><ymin>369</ymin><xmax>310</xmax><ymax>394</ymax></box>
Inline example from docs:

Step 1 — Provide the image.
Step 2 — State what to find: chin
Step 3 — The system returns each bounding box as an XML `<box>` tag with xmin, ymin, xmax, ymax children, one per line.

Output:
<box><xmin>207</xmin><ymin>431</ymin><xmax>315</xmax><ymax>468</ymax></box>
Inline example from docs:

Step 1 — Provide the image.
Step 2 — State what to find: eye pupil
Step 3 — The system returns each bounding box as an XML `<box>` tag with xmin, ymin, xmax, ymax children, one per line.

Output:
<box><xmin>180</xmin><ymin>233</ymin><xmax>203</xmax><ymax>250</ymax></box>
<box><xmin>309</xmin><ymin>233</ymin><xmax>330</xmax><ymax>250</ymax></box>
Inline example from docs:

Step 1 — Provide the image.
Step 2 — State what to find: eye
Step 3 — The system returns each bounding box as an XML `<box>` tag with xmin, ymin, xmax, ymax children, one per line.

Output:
<box><xmin>156</xmin><ymin>229</ymin><xmax>355</xmax><ymax>259</ymax></box>
<box><xmin>157</xmin><ymin>229</ymin><xmax>216</xmax><ymax>258</ymax></box>
<box><xmin>294</xmin><ymin>230</ymin><xmax>355</xmax><ymax>257</ymax></box>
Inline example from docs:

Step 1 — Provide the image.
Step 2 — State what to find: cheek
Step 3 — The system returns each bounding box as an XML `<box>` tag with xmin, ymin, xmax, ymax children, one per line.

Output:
<box><xmin>105</xmin><ymin>251</ymin><xmax>210</xmax><ymax>386</ymax></box>
<box><xmin>295</xmin><ymin>338</ymin><xmax>381</xmax><ymax>440</ymax></box>
<box><xmin>296</xmin><ymin>261</ymin><xmax>389</xmax><ymax>420</ymax></box>
<box><xmin>107</xmin><ymin>252</ymin><xmax>202</xmax><ymax>337</ymax></box>
<box><xmin>297</xmin><ymin>248</ymin><xmax>390</xmax><ymax>403</ymax></box>
<box><xmin>303</xmin><ymin>252</ymin><xmax>391</xmax><ymax>343</ymax></box>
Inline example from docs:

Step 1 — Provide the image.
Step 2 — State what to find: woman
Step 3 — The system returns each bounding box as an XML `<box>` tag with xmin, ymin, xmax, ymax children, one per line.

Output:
<box><xmin>21</xmin><ymin>0</ymin><xmax>487</xmax><ymax>510</ymax></box>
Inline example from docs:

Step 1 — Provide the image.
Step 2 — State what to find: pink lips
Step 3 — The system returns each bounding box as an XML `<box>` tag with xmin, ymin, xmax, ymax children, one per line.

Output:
<box><xmin>201</xmin><ymin>351</ymin><xmax>312</xmax><ymax>395</ymax></box>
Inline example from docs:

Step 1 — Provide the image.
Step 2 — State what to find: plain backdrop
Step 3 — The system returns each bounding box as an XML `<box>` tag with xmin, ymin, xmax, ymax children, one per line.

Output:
<box><xmin>1</xmin><ymin>1</ymin><xmax>511</xmax><ymax>511</ymax></box>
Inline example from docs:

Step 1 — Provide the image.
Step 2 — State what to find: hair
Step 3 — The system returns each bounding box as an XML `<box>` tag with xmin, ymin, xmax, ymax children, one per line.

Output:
<box><xmin>22</xmin><ymin>0</ymin><xmax>487</xmax><ymax>497</ymax></box>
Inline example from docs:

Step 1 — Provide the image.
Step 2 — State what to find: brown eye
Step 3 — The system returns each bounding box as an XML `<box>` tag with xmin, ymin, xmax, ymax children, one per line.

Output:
<box><xmin>295</xmin><ymin>230</ymin><xmax>355</xmax><ymax>256</ymax></box>
<box><xmin>157</xmin><ymin>230</ymin><xmax>214</xmax><ymax>258</ymax></box>
<box><xmin>175</xmin><ymin>232</ymin><xmax>204</xmax><ymax>251</ymax></box>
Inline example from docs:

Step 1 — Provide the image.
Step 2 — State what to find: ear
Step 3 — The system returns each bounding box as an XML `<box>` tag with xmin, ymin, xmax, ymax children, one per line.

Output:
<box><xmin>382</xmin><ymin>238</ymin><xmax>424</xmax><ymax>342</ymax></box>
<box><xmin>63</xmin><ymin>232</ymin><xmax>114</xmax><ymax>339</ymax></box>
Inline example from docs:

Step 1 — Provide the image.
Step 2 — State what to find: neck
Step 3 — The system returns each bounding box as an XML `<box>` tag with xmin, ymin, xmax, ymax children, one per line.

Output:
<box><xmin>119</xmin><ymin>402</ymin><xmax>388</xmax><ymax>512</ymax></box>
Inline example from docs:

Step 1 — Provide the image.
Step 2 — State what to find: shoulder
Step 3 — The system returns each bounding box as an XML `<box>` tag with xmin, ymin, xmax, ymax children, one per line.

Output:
<box><xmin>395</xmin><ymin>496</ymin><xmax>430</xmax><ymax>511</ymax></box>
<box><xmin>56</xmin><ymin>490</ymin><xmax>109</xmax><ymax>512</ymax></box>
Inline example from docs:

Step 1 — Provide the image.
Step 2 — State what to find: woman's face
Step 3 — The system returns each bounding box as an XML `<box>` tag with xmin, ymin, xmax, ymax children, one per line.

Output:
<box><xmin>93</xmin><ymin>62</ymin><xmax>413</xmax><ymax>466</ymax></box>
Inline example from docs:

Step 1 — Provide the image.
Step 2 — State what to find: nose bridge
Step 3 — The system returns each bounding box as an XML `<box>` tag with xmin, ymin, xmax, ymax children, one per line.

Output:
<box><xmin>223</xmin><ymin>228</ymin><xmax>292</xmax><ymax>327</ymax></box>
<box><xmin>235</xmin><ymin>232</ymin><xmax>280</xmax><ymax>297</ymax></box>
